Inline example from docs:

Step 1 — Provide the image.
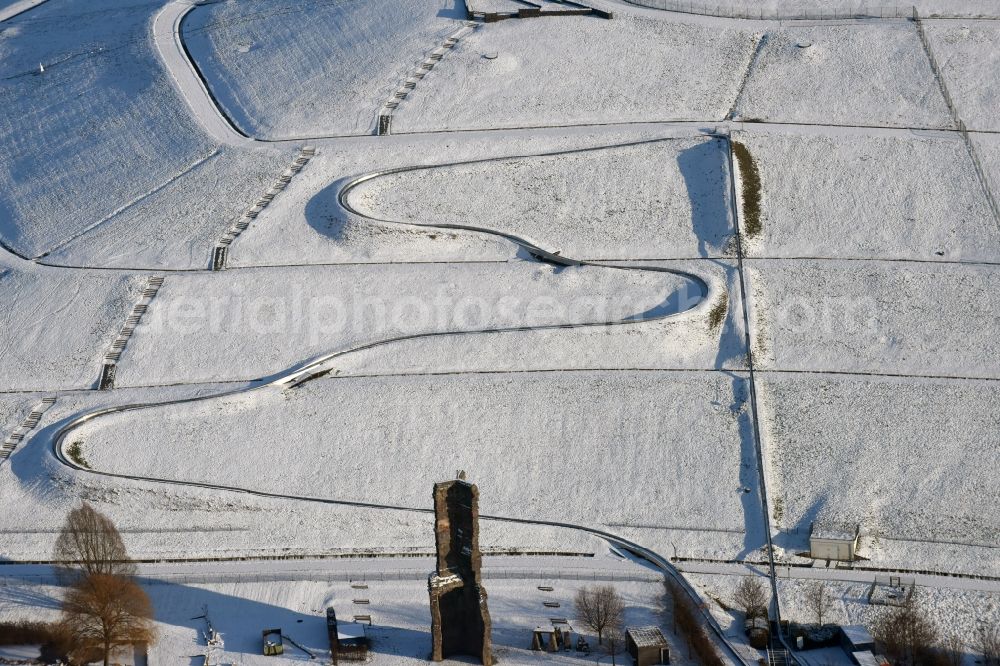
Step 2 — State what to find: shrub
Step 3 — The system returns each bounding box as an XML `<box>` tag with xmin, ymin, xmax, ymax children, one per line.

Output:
<box><xmin>67</xmin><ymin>441</ymin><xmax>89</xmax><ymax>469</ymax></box>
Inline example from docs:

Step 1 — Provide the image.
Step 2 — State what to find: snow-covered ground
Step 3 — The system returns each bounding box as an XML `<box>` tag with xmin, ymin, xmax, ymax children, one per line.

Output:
<box><xmin>745</xmin><ymin>259</ymin><xmax>1000</xmax><ymax>378</ymax></box>
<box><xmin>0</xmin><ymin>0</ymin><xmax>217</xmax><ymax>258</ymax></box>
<box><xmin>687</xmin><ymin>571</ymin><xmax>1000</xmax><ymax>655</ymax></box>
<box><xmin>40</xmin><ymin>146</ymin><xmax>292</xmax><ymax>271</ymax></box>
<box><xmin>2</xmin><ymin>0</ymin><xmax>999</xmax><ymax>660</ymax></box>
<box><xmin>926</xmin><ymin>21</ymin><xmax>1000</xmax><ymax>132</ymax></box>
<box><xmin>392</xmin><ymin>13</ymin><xmax>757</xmax><ymax>132</ymax></box>
<box><xmin>757</xmin><ymin>373</ymin><xmax>1000</xmax><ymax>575</ymax></box>
<box><xmin>75</xmin><ymin>370</ymin><xmax>760</xmax><ymax>556</ymax></box>
<box><xmin>736</xmin><ymin>128</ymin><xmax>1000</xmax><ymax>262</ymax></box>
<box><xmin>612</xmin><ymin>0</ymin><xmax>1000</xmax><ymax>19</ymax></box>
<box><xmin>114</xmin><ymin>261</ymin><xmax>698</xmax><ymax>386</ymax></box>
<box><xmin>182</xmin><ymin>0</ymin><xmax>463</xmax><ymax>139</ymax></box>
<box><xmin>734</xmin><ymin>22</ymin><xmax>952</xmax><ymax>129</ymax></box>
<box><xmin>0</xmin><ymin>264</ymin><xmax>143</xmax><ymax>391</ymax></box>
<box><xmin>0</xmin><ymin>384</ymin><xmax>606</xmax><ymax>562</ymax></box>
<box><xmin>0</xmin><ymin>573</ymin><xmax>685</xmax><ymax>665</ymax></box>
<box><xmin>331</xmin><ymin>259</ymin><xmax>747</xmax><ymax>377</ymax></box>
<box><xmin>227</xmin><ymin>125</ymin><xmax>719</xmax><ymax>268</ymax></box>
<box><xmin>346</xmin><ymin>137</ymin><xmax>735</xmax><ymax>260</ymax></box>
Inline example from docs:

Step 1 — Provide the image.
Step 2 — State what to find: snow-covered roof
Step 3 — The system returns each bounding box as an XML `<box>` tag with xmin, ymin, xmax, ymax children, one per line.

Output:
<box><xmin>338</xmin><ymin>622</ymin><xmax>366</xmax><ymax>642</ymax></box>
<box><xmin>842</xmin><ymin>624</ymin><xmax>875</xmax><ymax>648</ymax></box>
<box><xmin>811</xmin><ymin>521</ymin><xmax>859</xmax><ymax>541</ymax></box>
<box><xmin>853</xmin><ymin>651</ymin><xmax>886</xmax><ymax>666</ymax></box>
<box><xmin>627</xmin><ymin>626</ymin><xmax>668</xmax><ymax>648</ymax></box>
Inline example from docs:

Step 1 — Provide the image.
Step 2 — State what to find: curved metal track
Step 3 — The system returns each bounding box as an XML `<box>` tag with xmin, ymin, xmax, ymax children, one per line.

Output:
<box><xmin>40</xmin><ymin>146</ymin><xmax>747</xmax><ymax>662</ymax></box>
<box><xmin>12</xmin><ymin>2</ymin><xmax>747</xmax><ymax>660</ymax></box>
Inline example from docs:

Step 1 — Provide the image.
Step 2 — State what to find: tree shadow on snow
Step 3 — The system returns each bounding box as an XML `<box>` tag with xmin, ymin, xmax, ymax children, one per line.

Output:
<box><xmin>137</xmin><ymin>578</ymin><xmax>432</xmax><ymax>661</ymax></box>
<box><xmin>677</xmin><ymin>138</ymin><xmax>735</xmax><ymax>259</ymax></box>
<box><xmin>716</xmin><ymin>372</ymin><xmax>769</xmax><ymax>561</ymax></box>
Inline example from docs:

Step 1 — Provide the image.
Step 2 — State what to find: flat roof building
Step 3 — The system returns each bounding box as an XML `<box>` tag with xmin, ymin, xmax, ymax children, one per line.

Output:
<box><xmin>810</xmin><ymin>522</ymin><xmax>860</xmax><ymax>561</ymax></box>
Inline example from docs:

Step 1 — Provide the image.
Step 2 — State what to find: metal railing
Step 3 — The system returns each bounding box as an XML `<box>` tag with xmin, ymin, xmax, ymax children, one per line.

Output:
<box><xmin>623</xmin><ymin>1</ymin><xmax>915</xmax><ymax>20</ymax></box>
<box><xmin>0</xmin><ymin>567</ymin><xmax>664</xmax><ymax>587</ymax></box>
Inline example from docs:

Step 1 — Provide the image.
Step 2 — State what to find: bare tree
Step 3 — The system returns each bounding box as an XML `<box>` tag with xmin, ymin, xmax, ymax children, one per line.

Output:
<box><xmin>940</xmin><ymin>633</ymin><xmax>964</xmax><ymax>666</ymax></box>
<box><xmin>54</xmin><ymin>502</ymin><xmax>135</xmax><ymax>583</ymax></box>
<box><xmin>872</xmin><ymin>602</ymin><xmax>938</xmax><ymax>666</ymax></box>
<box><xmin>804</xmin><ymin>581</ymin><xmax>834</xmax><ymax>626</ymax></box>
<box><xmin>733</xmin><ymin>576</ymin><xmax>769</xmax><ymax>619</ymax></box>
<box><xmin>604</xmin><ymin>623</ymin><xmax>626</xmax><ymax>666</ymax></box>
<box><xmin>976</xmin><ymin>624</ymin><xmax>1000</xmax><ymax>666</ymax></box>
<box><xmin>60</xmin><ymin>573</ymin><xmax>155</xmax><ymax>666</ymax></box>
<box><xmin>574</xmin><ymin>585</ymin><xmax>624</xmax><ymax>646</ymax></box>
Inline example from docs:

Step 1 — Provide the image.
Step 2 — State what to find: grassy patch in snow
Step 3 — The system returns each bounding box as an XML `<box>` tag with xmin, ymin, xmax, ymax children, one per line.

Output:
<box><xmin>732</xmin><ymin>140</ymin><xmax>762</xmax><ymax>239</ymax></box>
<box><xmin>708</xmin><ymin>290</ymin><xmax>728</xmax><ymax>331</ymax></box>
<box><xmin>66</xmin><ymin>441</ymin><xmax>89</xmax><ymax>469</ymax></box>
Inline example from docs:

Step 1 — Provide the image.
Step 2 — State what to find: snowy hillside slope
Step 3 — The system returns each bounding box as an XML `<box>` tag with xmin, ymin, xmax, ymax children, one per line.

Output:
<box><xmin>0</xmin><ymin>0</ymin><xmax>998</xmax><ymax>634</ymax></box>
<box><xmin>227</xmin><ymin>125</ymin><xmax>708</xmax><ymax>268</ymax></box>
<box><xmin>41</xmin><ymin>146</ymin><xmax>291</xmax><ymax>270</ymax></box>
<box><xmin>738</xmin><ymin>129</ymin><xmax>999</xmax><ymax>262</ymax></box>
<box><xmin>330</xmin><ymin>260</ymin><xmax>747</xmax><ymax>376</ymax></box>
<box><xmin>0</xmin><ymin>265</ymin><xmax>144</xmax><ymax>391</ymax></box>
<box><xmin>113</xmin><ymin>261</ymin><xmax>695</xmax><ymax>386</ymax></box>
<box><xmin>745</xmin><ymin>260</ymin><xmax>1000</xmax><ymax>378</ymax></box>
<box><xmin>393</xmin><ymin>13</ymin><xmax>757</xmax><ymax>132</ymax></box>
<box><xmin>0</xmin><ymin>0</ymin><xmax>217</xmax><ymax>258</ymax></box>
<box><xmin>347</xmin><ymin>137</ymin><xmax>735</xmax><ymax>260</ymax></box>
<box><xmin>183</xmin><ymin>0</ymin><xmax>463</xmax><ymax>138</ymax></box>
<box><xmin>759</xmin><ymin>374</ymin><xmax>1000</xmax><ymax>554</ymax></box>
<box><xmin>76</xmin><ymin>370</ymin><xmax>759</xmax><ymax>544</ymax></box>
<box><xmin>734</xmin><ymin>23</ymin><xmax>952</xmax><ymax>128</ymax></box>
<box><xmin>928</xmin><ymin>20</ymin><xmax>1000</xmax><ymax>132</ymax></box>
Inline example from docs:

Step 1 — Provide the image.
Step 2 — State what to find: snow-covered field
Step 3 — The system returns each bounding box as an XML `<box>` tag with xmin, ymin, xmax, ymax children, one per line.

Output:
<box><xmin>736</xmin><ymin>128</ymin><xmax>999</xmax><ymax>262</ymax></box>
<box><xmin>2</xmin><ymin>0</ymin><xmax>999</xmax><ymax>660</ymax></box>
<box><xmin>227</xmin><ymin>125</ymin><xmax>716</xmax><ymax>267</ymax></box>
<box><xmin>331</xmin><ymin>259</ymin><xmax>746</xmax><ymax>376</ymax></box>
<box><xmin>0</xmin><ymin>0</ymin><xmax>216</xmax><ymax>258</ymax></box>
<box><xmin>183</xmin><ymin>0</ymin><xmax>462</xmax><ymax>139</ymax></box>
<box><xmin>392</xmin><ymin>13</ymin><xmax>757</xmax><ymax>132</ymax></box>
<box><xmin>40</xmin><ymin>146</ymin><xmax>292</xmax><ymax>270</ymax></box>
<box><xmin>757</xmin><ymin>373</ymin><xmax>1000</xmax><ymax>574</ymax></box>
<box><xmin>0</xmin><ymin>264</ymin><xmax>143</xmax><ymax>391</ymax></box>
<box><xmin>114</xmin><ymin>261</ymin><xmax>698</xmax><ymax>386</ymax></box>
<box><xmin>924</xmin><ymin>21</ymin><xmax>1000</xmax><ymax>132</ymax></box>
<box><xmin>75</xmin><ymin>371</ymin><xmax>758</xmax><ymax>547</ymax></box>
<box><xmin>745</xmin><ymin>259</ymin><xmax>1000</xmax><ymax>378</ymax></box>
<box><xmin>734</xmin><ymin>22</ymin><xmax>951</xmax><ymax>128</ymax></box>
<box><xmin>346</xmin><ymin>137</ymin><xmax>735</xmax><ymax>260</ymax></box>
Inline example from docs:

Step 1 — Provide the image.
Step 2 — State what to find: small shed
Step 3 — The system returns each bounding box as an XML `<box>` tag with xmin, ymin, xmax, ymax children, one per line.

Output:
<box><xmin>626</xmin><ymin>626</ymin><xmax>669</xmax><ymax>666</ymax></box>
<box><xmin>809</xmin><ymin>522</ymin><xmax>859</xmax><ymax>561</ymax></box>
